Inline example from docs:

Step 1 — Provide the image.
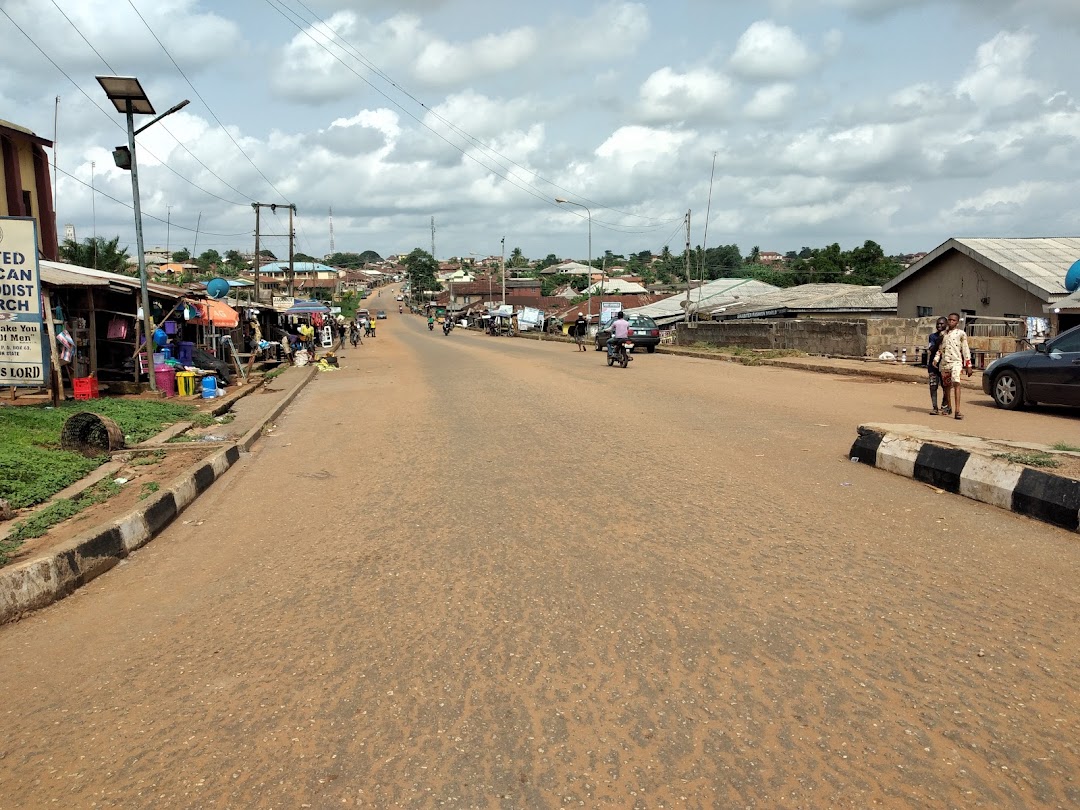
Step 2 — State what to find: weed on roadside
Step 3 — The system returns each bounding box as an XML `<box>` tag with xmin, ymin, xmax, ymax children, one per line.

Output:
<box><xmin>992</xmin><ymin>451</ymin><xmax>1061</xmax><ymax>469</ymax></box>
<box><xmin>2</xmin><ymin>479</ymin><xmax>123</xmax><ymax>564</ymax></box>
<box><xmin>129</xmin><ymin>450</ymin><xmax>167</xmax><ymax>466</ymax></box>
<box><xmin>139</xmin><ymin>482</ymin><xmax>160</xmax><ymax>500</ymax></box>
<box><xmin>0</xmin><ymin>400</ymin><xmax>205</xmax><ymax>510</ymax></box>
<box><xmin>1050</xmin><ymin>441</ymin><xmax>1080</xmax><ymax>452</ymax></box>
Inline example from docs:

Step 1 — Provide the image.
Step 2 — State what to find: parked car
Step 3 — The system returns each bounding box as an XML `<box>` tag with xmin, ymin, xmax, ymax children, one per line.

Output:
<box><xmin>982</xmin><ymin>324</ymin><xmax>1080</xmax><ymax>409</ymax></box>
<box><xmin>594</xmin><ymin>315</ymin><xmax>661</xmax><ymax>353</ymax></box>
<box><xmin>376</xmin><ymin>310</ymin><xmax>387</xmax><ymax>320</ymax></box>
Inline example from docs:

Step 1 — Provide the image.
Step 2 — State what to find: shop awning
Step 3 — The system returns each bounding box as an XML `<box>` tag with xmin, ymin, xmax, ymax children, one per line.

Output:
<box><xmin>188</xmin><ymin>298</ymin><xmax>239</xmax><ymax>327</ymax></box>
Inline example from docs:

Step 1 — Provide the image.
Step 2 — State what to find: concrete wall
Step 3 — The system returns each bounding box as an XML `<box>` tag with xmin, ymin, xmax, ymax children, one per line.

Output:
<box><xmin>678</xmin><ymin>316</ymin><xmax>1028</xmax><ymax>362</ymax></box>
<box><xmin>892</xmin><ymin>253</ymin><xmax>1049</xmax><ymax>319</ymax></box>
<box><xmin>677</xmin><ymin>320</ymin><xmax>868</xmax><ymax>356</ymax></box>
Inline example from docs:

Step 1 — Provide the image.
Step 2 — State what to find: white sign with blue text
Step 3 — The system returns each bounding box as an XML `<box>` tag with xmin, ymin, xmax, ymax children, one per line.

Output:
<box><xmin>0</xmin><ymin>218</ymin><xmax>48</xmax><ymax>387</ymax></box>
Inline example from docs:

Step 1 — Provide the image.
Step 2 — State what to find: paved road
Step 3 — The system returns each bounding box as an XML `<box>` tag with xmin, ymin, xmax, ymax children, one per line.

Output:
<box><xmin>1</xmin><ymin>308</ymin><xmax>1078</xmax><ymax>808</ymax></box>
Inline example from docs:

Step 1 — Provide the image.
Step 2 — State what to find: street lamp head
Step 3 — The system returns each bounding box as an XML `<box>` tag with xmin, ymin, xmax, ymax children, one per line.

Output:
<box><xmin>555</xmin><ymin>197</ymin><xmax>568</xmax><ymax>204</ymax></box>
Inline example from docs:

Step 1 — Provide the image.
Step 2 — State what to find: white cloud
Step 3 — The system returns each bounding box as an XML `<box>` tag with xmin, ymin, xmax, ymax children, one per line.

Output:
<box><xmin>744</xmin><ymin>84</ymin><xmax>797</xmax><ymax>120</ymax></box>
<box><xmin>955</xmin><ymin>31</ymin><xmax>1042</xmax><ymax>108</ymax></box>
<box><xmin>414</xmin><ymin>26</ymin><xmax>540</xmax><ymax>86</ymax></box>
<box><xmin>729</xmin><ymin>21</ymin><xmax>820</xmax><ymax>81</ymax></box>
<box><xmin>636</xmin><ymin>68</ymin><xmax>738</xmax><ymax>124</ymax></box>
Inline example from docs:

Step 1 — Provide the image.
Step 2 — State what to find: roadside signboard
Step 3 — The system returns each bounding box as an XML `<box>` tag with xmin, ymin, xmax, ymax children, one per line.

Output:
<box><xmin>0</xmin><ymin>217</ymin><xmax>48</xmax><ymax>387</ymax></box>
<box><xmin>600</xmin><ymin>301</ymin><xmax>621</xmax><ymax>325</ymax></box>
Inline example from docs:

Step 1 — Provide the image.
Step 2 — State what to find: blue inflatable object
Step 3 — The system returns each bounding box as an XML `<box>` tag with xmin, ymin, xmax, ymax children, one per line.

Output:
<box><xmin>206</xmin><ymin>277</ymin><xmax>230</xmax><ymax>300</ymax></box>
<box><xmin>1066</xmin><ymin>259</ymin><xmax>1080</xmax><ymax>293</ymax></box>
<box><xmin>152</xmin><ymin>327</ymin><xmax>168</xmax><ymax>347</ymax></box>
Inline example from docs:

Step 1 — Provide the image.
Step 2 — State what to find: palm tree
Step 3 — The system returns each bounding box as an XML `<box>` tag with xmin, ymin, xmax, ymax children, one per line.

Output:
<box><xmin>59</xmin><ymin>236</ymin><xmax>132</xmax><ymax>275</ymax></box>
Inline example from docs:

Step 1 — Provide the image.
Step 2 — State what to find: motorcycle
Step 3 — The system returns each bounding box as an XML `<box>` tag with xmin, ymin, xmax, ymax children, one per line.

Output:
<box><xmin>607</xmin><ymin>340</ymin><xmax>634</xmax><ymax>368</ymax></box>
<box><xmin>428</xmin><ymin>321</ymin><xmax>434</xmax><ymax>331</ymax></box>
<box><xmin>443</xmin><ymin>321</ymin><xmax>451</xmax><ymax>335</ymax></box>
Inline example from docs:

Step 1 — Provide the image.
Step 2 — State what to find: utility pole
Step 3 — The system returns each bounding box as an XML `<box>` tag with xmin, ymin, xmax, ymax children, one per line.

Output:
<box><xmin>288</xmin><ymin>204</ymin><xmax>295</xmax><ymax>297</ymax></box>
<box><xmin>253</xmin><ymin>203</ymin><xmax>262</xmax><ymax>302</ymax></box>
<box><xmin>500</xmin><ymin>237</ymin><xmax>506</xmax><ymax>305</ymax></box>
<box><xmin>251</xmin><ymin>202</ymin><xmax>295</xmax><ymax>303</ymax></box>
<box><xmin>684</xmin><ymin>210</ymin><xmax>692</xmax><ymax>323</ymax></box>
<box><xmin>191</xmin><ymin>211</ymin><xmax>202</xmax><ymax>265</ymax></box>
<box><xmin>166</xmin><ymin>204</ymin><xmax>172</xmax><ymax>258</ymax></box>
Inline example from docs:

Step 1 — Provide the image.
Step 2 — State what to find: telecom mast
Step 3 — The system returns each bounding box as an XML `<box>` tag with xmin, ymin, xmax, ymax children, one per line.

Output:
<box><xmin>430</xmin><ymin>215</ymin><xmax>436</xmax><ymax>260</ymax></box>
<box><xmin>328</xmin><ymin>206</ymin><xmax>335</xmax><ymax>254</ymax></box>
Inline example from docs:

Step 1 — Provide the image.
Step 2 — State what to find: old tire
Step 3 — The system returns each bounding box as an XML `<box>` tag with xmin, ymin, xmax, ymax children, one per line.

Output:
<box><xmin>992</xmin><ymin>370</ymin><xmax>1025</xmax><ymax>410</ymax></box>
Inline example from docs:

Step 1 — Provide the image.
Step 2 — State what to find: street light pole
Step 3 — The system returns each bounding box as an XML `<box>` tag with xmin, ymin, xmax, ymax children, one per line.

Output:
<box><xmin>98</xmin><ymin>77</ymin><xmax>190</xmax><ymax>392</ymax></box>
<box><xmin>555</xmin><ymin>198</ymin><xmax>592</xmax><ymax>333</ymax></box>
<box><xmin>500</xmin><ymin>237</ymin><xmax>506</xmax><ymax>305</ymax></box>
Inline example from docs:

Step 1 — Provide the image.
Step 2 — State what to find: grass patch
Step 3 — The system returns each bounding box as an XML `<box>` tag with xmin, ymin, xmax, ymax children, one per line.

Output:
<box><xmin>992</xmin><ymin>451</ymin><xmax>1061</xmax><ymax>469</ymax></box>
<box><xmin>0</xmin><ymin>399</ymin><xmax>202</xmax><ymax>509</ymax></box>
<box><xmin>139</xmin><ymin>482</ymin><xmax>160</xmax><ymax>500</ymax></box>
<box><xmin>264</xmin><ymin>369</ymin><xmax>284</xmax><ymax>382</ymax></box>
<box><xmin>683</xmin><ymin>343</ymin><xmax>806</xmax><ymax>365</ymax></box>
<box><xmin>1050</xmin><ymin>441</ymin><xmax>1080</xmax><ymax>452</ymax></box>
<box><xmin>1</xmin><ymin>479</ymin><xmax>122</xmax><ymax>564</ymax></box>
<box><xmin>129</xmin><ymin>450</ymin><xmax>166</xmax><ymax>466</ymax></box>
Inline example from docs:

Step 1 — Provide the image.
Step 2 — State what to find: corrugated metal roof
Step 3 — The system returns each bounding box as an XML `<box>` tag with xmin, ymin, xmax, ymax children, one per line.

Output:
<box><xmin>712</xmin><ymin>283</ymin><xmax>897</xmax><ymax>319</ymax></box>
<box><xmin>882</xmin><ymin>237</ymin><xmax>1080</xmax><ymax>299</ymax></box>
<box><xmin>39</xmin><ymin>263</ymin><xmax>109</xmax><ymax>287</ymax></box>
<box><xmin>583</xmin><ymin>280</ymin><xmax>648</xmax><ymax>295</ymax></box>
<box><xmin>628</xmin><ymin>278</ymin><xmax>781</xmax><ymax>323</ymax></box>
<box><xmin>38</xmin><ymin>260</ymin><xmax>186</xmax><ymax>297</ymax></box>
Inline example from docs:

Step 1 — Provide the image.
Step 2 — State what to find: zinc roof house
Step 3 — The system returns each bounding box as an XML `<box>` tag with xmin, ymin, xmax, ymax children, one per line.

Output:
<box><xmin>627</xmin><ymin>278</ymin><xmax>780</xmax><ymax>326</ymax></box>
<box><xmin>710</xmin><ymin>283</ymin><xmax>897</xmax><ymax>320</ymax></box>
<box><xmin>881</xmin><ymin>237</ymin><xmax>1078</xmax><ymax>320</ymax></box>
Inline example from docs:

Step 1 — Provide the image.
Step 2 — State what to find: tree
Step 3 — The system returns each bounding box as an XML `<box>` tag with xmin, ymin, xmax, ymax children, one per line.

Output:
<box><xmin>294</xmin><ymin>252</ymin><xmax>317</xmax><ymax>263</ymax></box>
<box><xmin>172</xmin><ymin>248</ymin><xmax>190</xmax><ymax>263</ymax></box>
<box><xmin>59</xmin><ymin>236</ymin><xmax>131</xmax><ymax>275</ymax></box>
<box><xmin>403</xmin><ymin>248</ymin><xmax>440</xmax><ymax>296</ymax></box>
<box><xmin>509</xmin><ymin>246</ymin><xmax>528</xmax><ymax>268</ymax></box>
<box><xmin>196</xmin><ymin>249</ymin><xmax>221</xmax><ymax>274</ymax></box>
<box><xmin>223</xmin><ymin>250</ymin><xmax>246</xmax><ymax>277</ymax></box>
<box><xmin>537</xmin><ymin>253</ymin><xmax>559</xmax><ymax>271</ymax></box>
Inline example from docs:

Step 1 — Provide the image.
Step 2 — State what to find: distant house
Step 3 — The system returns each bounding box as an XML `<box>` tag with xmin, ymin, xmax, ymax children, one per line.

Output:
<box><xmin>710</xmin><ymin>283</ymin><xmax>897</xmax><ymax>320</ymax></box>
<box><xmin>881</xmin><ymin>237</ymin><xmax>1076</xmax><ymax>323</ymax></box>
<box><xmin>758</xmin><ymin>251</ymin><xmax>784</xmax><ymax>264</ymax></box>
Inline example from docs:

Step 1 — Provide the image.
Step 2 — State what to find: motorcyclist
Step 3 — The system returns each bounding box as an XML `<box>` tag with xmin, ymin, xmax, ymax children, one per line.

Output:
<box><xmin>428</xmin><ymin>315</ymin><xmax>435</xmax><ymax>331</ymax></box>
<box><xmin>607</xmin><ymin>311</ymin><xmax>631</xmax><ymax>358</ymax></box>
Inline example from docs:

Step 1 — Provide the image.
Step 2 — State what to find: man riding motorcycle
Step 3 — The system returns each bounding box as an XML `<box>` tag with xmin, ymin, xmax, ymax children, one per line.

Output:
<box><xmin>607</xmin><ymin>312</ymin><xmax>632</xmax><ymax>360</ymax></box>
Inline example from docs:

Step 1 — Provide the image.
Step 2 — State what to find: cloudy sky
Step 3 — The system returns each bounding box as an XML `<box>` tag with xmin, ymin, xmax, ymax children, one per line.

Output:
<box><xmin>3</xmin><ymin>0</ymin><xmax>1080</xmax><ymax>266</ymax></box>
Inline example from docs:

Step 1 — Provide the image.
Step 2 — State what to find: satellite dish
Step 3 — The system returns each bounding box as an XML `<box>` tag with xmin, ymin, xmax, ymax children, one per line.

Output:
<box><xmin>1066</xmin><ymin>259</ymin><xmax>1080</xmax><ymax>293</ymax></box>
<box><xmin>206</xmin><ymin>277</ymin><xmax>230</xmax><ymax>300</ymax></box>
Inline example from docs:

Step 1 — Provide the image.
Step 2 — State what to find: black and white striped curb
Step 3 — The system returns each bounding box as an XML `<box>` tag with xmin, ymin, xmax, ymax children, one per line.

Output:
<box><xmin>0</xmin><ymin>445</ymin><xmax>241</xmax><ymax>625</ymax></box>
<box><xmin>0</xmin><ymin>365</ymin><xmax>318</xmax><ymax>625</ymax></box>
<box><xmin>850</xmin><ymin>424</ymin><xmax>1080</xmax><ymax>533</ymax></box>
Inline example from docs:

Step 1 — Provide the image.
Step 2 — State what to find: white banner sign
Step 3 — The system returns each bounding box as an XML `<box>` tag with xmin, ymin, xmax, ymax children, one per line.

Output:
<box><xmin>0</xmin><ymin>218</ymin><xmax>47</xmax><ymax>387</ymax></box>
<box><xmin>600</xmin><ymin>301</ymin><xmax>621</xmax><ymax>325</ymax></box>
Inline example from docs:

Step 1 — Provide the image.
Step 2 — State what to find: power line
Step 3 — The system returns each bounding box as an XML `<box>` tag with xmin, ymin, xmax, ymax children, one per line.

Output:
<box><xmin>2</xmin><ymin>4</ymin><xmax>254</xmax><ymax>207</ymax></box>
<box><xmin>125</xmin><ymin>0</ymin><xmax>293</xmax><ymax>205</ymax></box>
<box><xmin>263</xmin><ymin>0</ymin><xmax>678</xmax><ymax>235</ymax></box>
<box><xmin>284</xmin><ymin>0</ymin><xmax>675</xmax><ymax>227</ymax></box>
<box><xmin>52</xmin><ymin>164</ymin><xmax>251</xmax><ymax>237</ymax></box>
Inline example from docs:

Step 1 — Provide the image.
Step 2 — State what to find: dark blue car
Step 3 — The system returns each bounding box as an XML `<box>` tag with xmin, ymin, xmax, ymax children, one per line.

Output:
<box><xmin>982</xmin><ymin>324</ymin><xmax>1080</xmax><ymax>409</ymax></box>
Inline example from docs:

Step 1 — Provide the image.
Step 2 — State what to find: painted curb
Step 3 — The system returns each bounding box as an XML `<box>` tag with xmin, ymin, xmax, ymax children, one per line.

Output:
<box><xmin>0</xmin><ymin>369</ymin><xmax>317</xmax><ymax>626</ymax></box>
<box><xmin>851</xmin><ymin>425</ymin><xmax>1080</xmax><ymax>533</ymax></box>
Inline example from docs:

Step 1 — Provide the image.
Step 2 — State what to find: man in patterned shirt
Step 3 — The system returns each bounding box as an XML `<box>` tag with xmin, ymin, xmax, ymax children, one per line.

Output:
<box><xmin>934</xmin><ymin>312</ymin><xmax>973</xmax><ymax>420</ymax></box>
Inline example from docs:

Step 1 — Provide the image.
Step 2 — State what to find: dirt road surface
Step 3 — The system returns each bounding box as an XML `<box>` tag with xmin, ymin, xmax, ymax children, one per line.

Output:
<box><xmin>2</xmin><ymin>308</ymin><xmax>1078</xmax><ymax>809</ymax></box>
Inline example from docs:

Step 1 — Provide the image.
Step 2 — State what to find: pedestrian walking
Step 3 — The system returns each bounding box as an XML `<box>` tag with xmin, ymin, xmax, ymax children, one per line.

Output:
<box><xmin>573</xmin><ymin>312</ymin><xmax>588</xmax><ymax>351</ymax></box>
<box><xmin>926</xmin><ymin>317</ymin><xmax>948</xmax><ymax>414</ymax></box>
<box><xmin>934</xmin><ymin>312</ymin><xmax>973</xmax><ymax>420</ymax></box>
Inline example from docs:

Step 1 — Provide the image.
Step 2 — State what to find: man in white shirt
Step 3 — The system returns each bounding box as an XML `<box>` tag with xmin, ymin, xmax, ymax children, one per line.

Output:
<box><xmin>934</xmin><ymin>312</ymin><xmax>973</xmax><ymax>420</ymax></box>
